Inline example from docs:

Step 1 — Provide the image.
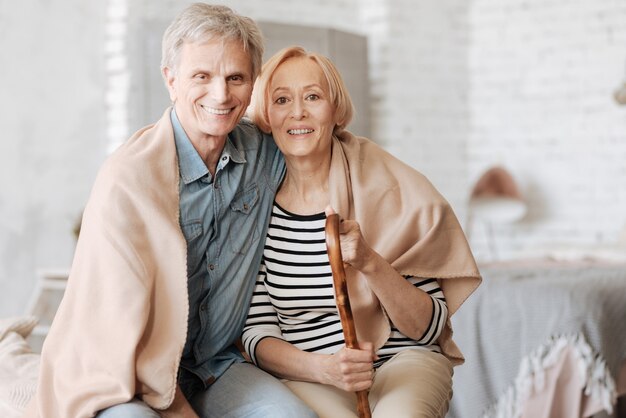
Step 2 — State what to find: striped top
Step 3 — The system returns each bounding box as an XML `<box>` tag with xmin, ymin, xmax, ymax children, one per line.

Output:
<box><xmin>242</xmin><ymin>203</ymin><xmax>448</xmax><ymax>368</ymax></box>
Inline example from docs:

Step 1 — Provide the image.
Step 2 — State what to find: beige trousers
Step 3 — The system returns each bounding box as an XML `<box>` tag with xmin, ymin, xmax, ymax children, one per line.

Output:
<box><xmin>284</xmin><ymin>349</ymin><xmax>453</xmax><ymax>418</ymax></box>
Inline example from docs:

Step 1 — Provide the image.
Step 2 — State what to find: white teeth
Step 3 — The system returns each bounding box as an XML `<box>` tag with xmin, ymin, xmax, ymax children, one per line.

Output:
<box><xmin>288</xmin><ymin>129</ymin><xmax>314</xmax><ymax>135</ymax></box>
<box><xmin>202</xmin><ymin>106</ymin><xmax>231</xmax><ymax>115</ymax></box>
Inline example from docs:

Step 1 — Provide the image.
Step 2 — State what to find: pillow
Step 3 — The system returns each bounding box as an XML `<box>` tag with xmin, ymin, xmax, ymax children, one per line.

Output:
<box><xmin>0</xmin><ymin>316</ymin><xmax>40</xmax><ymax>418</ymax></box>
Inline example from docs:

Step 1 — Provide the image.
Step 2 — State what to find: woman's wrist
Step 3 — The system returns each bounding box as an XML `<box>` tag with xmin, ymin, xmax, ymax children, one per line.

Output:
<box><xmin>308</xmin><ymin>353</ymin><xmax>330</xmax><ymax>384</ymax></box>
<box><xmin>358</xmin><ymin>248</ymin><xmax>385</xmax><ymax>275</ymax></box>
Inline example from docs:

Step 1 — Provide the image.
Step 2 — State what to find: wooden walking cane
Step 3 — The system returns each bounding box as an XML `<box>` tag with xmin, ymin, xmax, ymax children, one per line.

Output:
<box><xmin>325</xmin><ymin>213</ymin><xmax>372</xmax><ymax>418</ymax></box>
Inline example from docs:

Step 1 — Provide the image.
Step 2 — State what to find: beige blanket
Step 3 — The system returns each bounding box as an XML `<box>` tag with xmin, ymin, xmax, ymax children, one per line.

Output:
<box><xmin>329</xmin><ymin>131</ymin><xmax>482</xmax><ymax>365</ymax></box>
<box><xmin>24</xmin><ymin>109</ymin><xmax>188</xmax><ymax>418</ymax></box>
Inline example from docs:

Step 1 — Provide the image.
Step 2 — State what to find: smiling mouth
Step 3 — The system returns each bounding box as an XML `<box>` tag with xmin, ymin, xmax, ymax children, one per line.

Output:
<box><xmin>287</xmin><ymin>129</ymin><xmax>314</xmax><ymax>135</ymax></box>
<box><xmin>201</xmin><ymin>105</ymin><xmax>232</xmax><ymax>115</ymax></box>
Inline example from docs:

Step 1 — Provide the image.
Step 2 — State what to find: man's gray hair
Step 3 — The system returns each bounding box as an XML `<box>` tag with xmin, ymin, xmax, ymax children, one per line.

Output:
<box><xmin>161</xmin><ymin>3</ymin><xmax>264</xmax><ymax>79</ymax></box>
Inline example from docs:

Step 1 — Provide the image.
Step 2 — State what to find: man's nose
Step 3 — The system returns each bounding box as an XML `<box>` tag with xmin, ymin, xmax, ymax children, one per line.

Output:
<box><xmin>210</xmin><ymin>79</ymin><xmax>229</xmax><ymax>103</ymax></box>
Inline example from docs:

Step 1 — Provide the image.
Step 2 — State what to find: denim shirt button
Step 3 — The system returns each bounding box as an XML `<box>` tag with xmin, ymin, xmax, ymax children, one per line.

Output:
<box><xmin>208</xmin><ymin>263</ymin><xmax>215</xmax><ymax>270</ymax></box>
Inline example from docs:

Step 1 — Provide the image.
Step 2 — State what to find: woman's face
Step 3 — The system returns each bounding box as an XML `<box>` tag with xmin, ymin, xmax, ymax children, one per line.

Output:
<box><xmin>267</xmin><ymin>56</ymin><xmax>336</xmax><ymax>161</ymax></box>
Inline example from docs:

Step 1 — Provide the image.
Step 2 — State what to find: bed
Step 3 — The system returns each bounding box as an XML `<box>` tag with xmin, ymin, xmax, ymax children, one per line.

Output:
<box><xmin>448</xmin><ymin>260</ymin><xmax>626</xmax><ymax>418</ymax></box>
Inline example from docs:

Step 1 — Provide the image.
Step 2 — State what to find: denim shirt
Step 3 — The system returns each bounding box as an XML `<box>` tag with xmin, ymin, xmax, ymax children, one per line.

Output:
<box><xmin>171</xmin><ymin>110</ymin><xmax>284</xmax><ymax>394</ymax></box>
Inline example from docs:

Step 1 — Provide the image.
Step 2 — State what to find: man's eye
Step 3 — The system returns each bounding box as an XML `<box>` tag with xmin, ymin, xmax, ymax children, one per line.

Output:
<box><xmin>229</xmin><ymin>75</ymin><xmax>244</xmax><ymax>83</ymax></box>
<box><xmin>194</xmin><ymin>74</ymin><xmax>207</xmax><ymax>80</ymax></box>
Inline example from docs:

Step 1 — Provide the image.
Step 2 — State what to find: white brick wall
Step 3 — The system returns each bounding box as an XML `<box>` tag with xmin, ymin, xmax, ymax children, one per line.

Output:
<box><xmin>137</xmin><ymin>0</ymin><xmax>362</xmax><ymax>33</ymax></box>
<box><xmin>106</xmin><ymin>0</ymin><xmax>131</xmax><ymax>152</ymax></box>
<box><xmin>467</xmin><ymin>0</ymin><xmax>626</xmax><ymax>260</ymax></box>
<box><xmin>371</xmin><ymin>0</ymin><xmax>471</xmax><ymax>216</ymax></box>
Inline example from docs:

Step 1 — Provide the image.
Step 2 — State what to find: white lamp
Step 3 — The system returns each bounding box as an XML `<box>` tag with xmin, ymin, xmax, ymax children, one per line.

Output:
<box><xmin>467</xmin><ymin>166</ymin><xmax>527</xmax><ymax>260</ymax></box>
<box><xmin>469</xmin><ymin>166</ymin><xmax>527</xmax><ymax>223</ymax></box>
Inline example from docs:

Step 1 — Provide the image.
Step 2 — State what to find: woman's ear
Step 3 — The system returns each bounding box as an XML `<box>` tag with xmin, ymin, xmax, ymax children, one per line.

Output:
<box><xmin>333</xmin><ymin>118</ymin><xmax>344</xmax><ymax>132</ymax></box>
<box><xmin>334</xmin><ymin>107</ymin><xmax>346</xmax><ymax>131</ymax></box>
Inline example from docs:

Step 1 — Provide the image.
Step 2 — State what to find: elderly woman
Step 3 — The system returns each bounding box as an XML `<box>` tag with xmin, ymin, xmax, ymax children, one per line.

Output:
<box><xmin>242</xmin><ymin>46</ymin><xmax>481</xmax><ymax>417</ymax></box>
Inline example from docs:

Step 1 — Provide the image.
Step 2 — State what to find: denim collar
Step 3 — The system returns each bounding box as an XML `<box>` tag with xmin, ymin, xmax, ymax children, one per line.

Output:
<box><xmin>171</xmin><ymin>108</ymin><xmax>246</xmax><ymax>185</ymax></box>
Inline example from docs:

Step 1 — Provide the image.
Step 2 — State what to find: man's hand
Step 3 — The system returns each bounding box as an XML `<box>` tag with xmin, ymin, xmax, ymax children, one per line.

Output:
<box><xmin>160</xmin><ymin>385</ymin><xmax>199</xmax><ymax>418</ymax></box>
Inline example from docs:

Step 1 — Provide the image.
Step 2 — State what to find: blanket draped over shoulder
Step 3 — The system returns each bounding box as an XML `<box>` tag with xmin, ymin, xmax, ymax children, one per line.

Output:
<box><xmin>329</xmin><ymin>131</ymin><xmax>482</xmax><ymax>365</ymax></box>
<box><xmin>24</xmin><ymin>109</ymin><xmax>188</xmax><ymax>418</ymax></box>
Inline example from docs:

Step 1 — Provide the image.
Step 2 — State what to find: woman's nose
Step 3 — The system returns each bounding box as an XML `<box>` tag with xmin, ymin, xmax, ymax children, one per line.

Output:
<box><xmin>291</xmin><ymin>99</ymin><xmax>306</xmax><ymax>119</ymax></box>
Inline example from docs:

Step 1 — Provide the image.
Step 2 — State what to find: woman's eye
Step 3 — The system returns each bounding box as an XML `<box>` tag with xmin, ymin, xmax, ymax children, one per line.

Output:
<box><xmin>275</xmin><ymin>97</ymin><xmax>288</xmax><ymax>104</ymax></box>
<box><xmin>306</xmin><ymin>94</ymin><xmax>320</xmax><ymax>101</ymax></box>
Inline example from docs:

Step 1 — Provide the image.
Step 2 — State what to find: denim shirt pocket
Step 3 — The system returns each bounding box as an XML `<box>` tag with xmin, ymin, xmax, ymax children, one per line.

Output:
<box><xmin>229</xmin><ymin>184</ymin><xmax>260</xmax><ymax>254</ymax></box>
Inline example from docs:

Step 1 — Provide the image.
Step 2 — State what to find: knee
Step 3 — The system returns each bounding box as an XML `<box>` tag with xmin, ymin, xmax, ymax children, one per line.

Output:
<box><xmin>261</xmin><ymin>399</ymin><xmax>318</xmax><ymax>418</ymax></box>
<box><xmin>96</xmin><ymin>399</ymin><xmax>160</xmax><ymax>418</ymax></box>
<box><xmin>255</xmin><ymin>392</ymin><xmax>318</xmax><ymax>418</ymax></box>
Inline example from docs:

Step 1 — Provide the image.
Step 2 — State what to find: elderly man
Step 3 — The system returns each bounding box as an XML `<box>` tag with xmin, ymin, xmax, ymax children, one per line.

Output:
<box><xmin>24</xmin><ymin>4</ymin><xmax>316</xmax><ymax>418</ymax></box>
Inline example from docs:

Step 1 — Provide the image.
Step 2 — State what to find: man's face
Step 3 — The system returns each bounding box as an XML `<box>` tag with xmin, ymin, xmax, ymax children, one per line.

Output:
<box><xmin>163</xmin><ymin>38</ymin><xmax>253</xmax><ymax>144</ymax></box>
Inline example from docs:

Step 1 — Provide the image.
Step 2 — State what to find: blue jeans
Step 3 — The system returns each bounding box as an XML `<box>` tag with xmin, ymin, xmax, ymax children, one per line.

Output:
<box><xmin>97</xmin><ymin>362</ymin><xmax>317</xmax><ymax>418</ymax></box>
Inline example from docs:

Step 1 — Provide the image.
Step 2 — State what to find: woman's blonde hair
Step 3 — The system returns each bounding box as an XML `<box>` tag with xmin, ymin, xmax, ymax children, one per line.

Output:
<box><xmin>250</xmin><ymin>46</ymin><xmax>354</xmax><ymax>134</ymax></box>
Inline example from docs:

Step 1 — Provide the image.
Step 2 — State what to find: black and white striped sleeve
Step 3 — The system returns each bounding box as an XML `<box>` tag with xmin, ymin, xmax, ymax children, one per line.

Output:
<box><xmin>408</xmin><ymin>277</ymin><xmax>448</xmax><ymax>345</ymax></box>
<box><xmin>242</xmin><ymin>262</ymin><xmax>285</xmax><ymax>365</ymax></box>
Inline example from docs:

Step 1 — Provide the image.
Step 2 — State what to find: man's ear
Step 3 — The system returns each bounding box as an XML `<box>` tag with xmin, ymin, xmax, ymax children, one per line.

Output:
<box><xmin>162</xmin><ymin>67</ymin><xmax>177</xmax><ymax>102</ymax></box>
